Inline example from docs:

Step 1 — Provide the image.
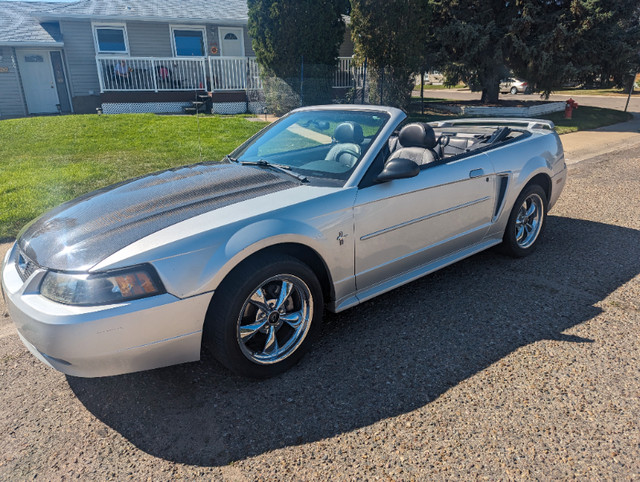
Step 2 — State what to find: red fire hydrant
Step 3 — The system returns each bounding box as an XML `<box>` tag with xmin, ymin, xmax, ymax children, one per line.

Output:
<box><xmin>565</xmin><ymin>98</ymin><xmax>579</xmax><ymax>119</ymax></box>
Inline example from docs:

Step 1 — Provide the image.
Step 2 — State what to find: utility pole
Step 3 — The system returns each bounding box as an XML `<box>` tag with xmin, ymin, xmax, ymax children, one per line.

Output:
<box><xmin>625</xmin><ymin>70</ymin><xmax>637</xmax><ymax>113</ymax></box>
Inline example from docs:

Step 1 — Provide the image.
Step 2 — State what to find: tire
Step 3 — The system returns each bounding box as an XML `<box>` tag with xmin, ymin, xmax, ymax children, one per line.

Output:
<box><xmin>510</xmin><ymin>87</ymin><xmax>518</xmax><ymax>95</ymax></box>
<box><xmin>501</xmin><ymin>184</ymin><xmax>547</xmax><ymax>258</ymax></box>
<box><xmin>204</xmin><ymin>254</ymin><xmax>323</xmax><ymax>378</ymax></box>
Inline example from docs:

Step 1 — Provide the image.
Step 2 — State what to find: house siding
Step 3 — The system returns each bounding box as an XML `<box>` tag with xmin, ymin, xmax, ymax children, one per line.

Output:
<box><xmin>339</xmin><ymin>27</ymin><xmax>354</xmax><ymax>57</ymax></box>
<box><xmin>206</xmin><ymin>24</ymin><xmax>218</xmax><ymax>55</ymax></box>
<box><xmin>242</xmin><ymin>26</ymin><xmax>254</xmax><ymax>56</ymax></box>
<box><xmin>0</xmin><ymin>47</ymin><xmax>27</xmax><ymax>119</ymax></box>
<box><xmin>206</xmin><ymin>25</ymin><xmax>254</xmax><ymax>56</ymax></box>
<box><xmin>127</xmin><ymin>21</ymin><xmax>172</xmax><ymax>57</ymax></box>
<box><xmin>59</xmin><ymin>19</ymin><xmax>101</xmax><ymax>113</ymax></box>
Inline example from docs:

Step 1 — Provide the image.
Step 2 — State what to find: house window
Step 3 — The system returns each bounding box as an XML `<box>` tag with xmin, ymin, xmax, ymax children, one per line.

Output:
<box><xmin>94</xmin><ymin>26</ymin><xmax>128</xmax><ymax>53</ymax></box>
<box><xmin>224</xmin><ymin>33</ymin><xmax>238</xmax><ymax>40</ymax></box>
<box><xmin>172</xmin><ymin>27</ymin><xmax>205</xmax><ymax>56</ymax></box>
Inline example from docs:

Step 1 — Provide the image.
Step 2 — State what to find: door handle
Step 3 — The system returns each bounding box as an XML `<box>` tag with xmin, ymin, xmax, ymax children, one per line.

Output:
<box><xmin>469</xmin><ymin>169</ymin><xmax>484</xmax><ymax>178</ymax></box>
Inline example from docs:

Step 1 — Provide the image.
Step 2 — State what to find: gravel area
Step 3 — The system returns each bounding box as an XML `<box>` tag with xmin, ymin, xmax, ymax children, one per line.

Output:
<box><xmin>1</xmin><ymin>147</ymin><xmax>639</xmax><ymax>480</ymax></box>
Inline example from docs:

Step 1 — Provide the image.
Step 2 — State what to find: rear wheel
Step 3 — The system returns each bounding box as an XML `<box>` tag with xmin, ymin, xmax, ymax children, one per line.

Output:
<box><xmin>510</xmin><ymin>87</ymin><xmax>518</xmax><ymax>95</ymax></box>
<box><xmin>501</xmin><ymin>185</ymin><xmax>547</xmax><ymax>257</ymax></box>
<box><xmin>204</xmin><ymin>254</ymin><xmax>323</xmax><ymax>378</ymax></box>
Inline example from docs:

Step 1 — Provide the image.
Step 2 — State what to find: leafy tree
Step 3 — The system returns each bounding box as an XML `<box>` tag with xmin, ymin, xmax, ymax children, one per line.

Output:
<box><xmin>350</xmin><ymin>0</ymin><xmax>431</xmax><ymax>109</ymax></box>
<box><xmin>248</xmin><ymin>0</ymin><xmax>349</xmax><ymax>113</ymax></box>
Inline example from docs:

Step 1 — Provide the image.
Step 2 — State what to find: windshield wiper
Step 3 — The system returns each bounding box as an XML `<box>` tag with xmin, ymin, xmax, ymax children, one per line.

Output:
<box><xmin>224</xmin><ymin>154</ymin><xmax>238</xmax><ymax>163</ymax></box>
<box><xmin>240</xmin><ymin>159</ymin><xmax>308</xmax><ymax>183</ymax></box>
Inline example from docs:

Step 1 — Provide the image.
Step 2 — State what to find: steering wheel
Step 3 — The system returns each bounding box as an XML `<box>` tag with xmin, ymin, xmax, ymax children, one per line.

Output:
<box><xmin>333</xmin><ymin>148</ymin><xmax>361</xmax><ymax>167</ymax></box>
<box><xmin>437</xmin><ymin>134</ymin><xmax>450</xmax><ymax>147</ymax></box>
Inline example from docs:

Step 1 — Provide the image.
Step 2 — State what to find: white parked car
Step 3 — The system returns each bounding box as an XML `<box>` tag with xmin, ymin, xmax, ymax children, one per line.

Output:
<box><xmin>2</xmin><ymin>105</ymin><xmax>566</xmax><ymax>379</ymax></box>
<box><xmin>500</xmin><ymin>78</ymin><xmax>531</xmax><ymax>95</ymax></box>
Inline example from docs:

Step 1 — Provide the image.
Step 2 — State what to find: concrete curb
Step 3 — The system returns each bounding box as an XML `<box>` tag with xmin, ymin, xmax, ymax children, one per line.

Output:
<box><xmin>560</xmin><ymin>114</ymin><xmax>640</xmax><ymax>165</ymax></box>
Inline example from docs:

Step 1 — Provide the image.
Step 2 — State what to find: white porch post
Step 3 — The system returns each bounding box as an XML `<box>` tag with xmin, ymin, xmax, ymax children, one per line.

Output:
<box><xmin>96</xmin><ymin>57</ymin><xmax>105</xmax><ymax>93</ymax></box>
<box><xmin>151</xmin><ymin>58</ymin><xmax>158</xmax><ymax>93</ymax></box>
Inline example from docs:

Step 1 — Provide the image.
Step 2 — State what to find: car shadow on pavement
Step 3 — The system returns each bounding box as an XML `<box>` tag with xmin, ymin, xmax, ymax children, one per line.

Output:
<box><xmin>67</xmin><ymin>215</ymin><xmax>640</xmax><ymax>467</ymax></box>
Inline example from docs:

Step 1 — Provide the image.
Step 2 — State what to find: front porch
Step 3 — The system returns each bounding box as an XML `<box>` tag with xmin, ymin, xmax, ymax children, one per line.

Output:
<box><xmin>96</xmin><ymin>55</ymin><xmax>365</xmax><ymax>114</ymax></box>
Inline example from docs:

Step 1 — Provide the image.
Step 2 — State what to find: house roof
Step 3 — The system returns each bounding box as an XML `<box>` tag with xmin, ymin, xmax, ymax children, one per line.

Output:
<box><xmin>41</xmin><ymin>0</ymin><xmax>249</xmax><ymax>23</ymax></box>
<box><xmin>0</xmin><ymin>2</ymin><xmax>64</xmax><ymax>46</ymax></box>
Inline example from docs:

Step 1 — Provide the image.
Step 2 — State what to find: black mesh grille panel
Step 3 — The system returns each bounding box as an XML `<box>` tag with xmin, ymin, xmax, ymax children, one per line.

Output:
<box><xmin>16</xmin><ymin>251</ymin><xmax>39</xmax><ymax>282</ymax></box>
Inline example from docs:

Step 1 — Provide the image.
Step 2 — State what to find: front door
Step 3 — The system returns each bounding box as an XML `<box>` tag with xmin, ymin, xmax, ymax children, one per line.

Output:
<box><xmin>16</xmin><ymin>49</ymin><xmax>60</xmax><ymax>114</ymax></box>
<box><xmin>354</xmin><ymin>153</ymin><xmax>496</xmax><ymax>292</ymax></box>
<box><xmin>219</xmin><ymin>27</ymin><xmax>244</xmax><ymax>57</ymax></box>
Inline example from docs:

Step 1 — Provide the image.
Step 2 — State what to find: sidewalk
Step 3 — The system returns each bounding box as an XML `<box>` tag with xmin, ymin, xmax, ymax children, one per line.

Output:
<box><xmin>560</xmin><ymin>114</ymin><xmax>640</xmax><ymax>165</ymax></box>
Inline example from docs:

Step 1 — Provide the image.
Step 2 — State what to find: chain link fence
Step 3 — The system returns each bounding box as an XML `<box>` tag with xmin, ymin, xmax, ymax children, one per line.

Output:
<box><xmin>246</xmin><ymin>58</ymin><xmax>419</xmax><ymax>116</ymax></box>
<box><xmin>248</xmin><ymin>57</ymin><xmax>370</xmax><ymax>116</ymax></box>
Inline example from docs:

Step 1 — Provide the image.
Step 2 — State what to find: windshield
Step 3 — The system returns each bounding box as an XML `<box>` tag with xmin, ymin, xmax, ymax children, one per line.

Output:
<box><xmin>232</xmin><ymin>110</ymin><xmax>390</xmax><ymax>183</ymax></box>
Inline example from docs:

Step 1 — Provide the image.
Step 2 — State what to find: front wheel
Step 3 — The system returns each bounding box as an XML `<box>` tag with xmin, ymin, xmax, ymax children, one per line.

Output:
<box><xmin>501</xmin><ymin>185</ymin><xmax>547</xmax><ymax>257</ymax></box>
<box><xmin>204</xmin><ymin>254</ymin><xmax>323</xmax><ymax>378</ymax></box>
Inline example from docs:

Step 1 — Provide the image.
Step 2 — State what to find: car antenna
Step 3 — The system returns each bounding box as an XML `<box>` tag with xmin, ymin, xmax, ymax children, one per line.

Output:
<box><xmin>195</xmin><ymin>90</ymin><xmax>203</xmax><ymax>163</ymax></box>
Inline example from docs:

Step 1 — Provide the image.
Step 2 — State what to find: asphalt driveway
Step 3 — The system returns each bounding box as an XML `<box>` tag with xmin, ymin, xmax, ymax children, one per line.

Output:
<box><xmin>1</xmin><ymin>147</ymin><xmax>639</xmax><ymax>479</ymax></box>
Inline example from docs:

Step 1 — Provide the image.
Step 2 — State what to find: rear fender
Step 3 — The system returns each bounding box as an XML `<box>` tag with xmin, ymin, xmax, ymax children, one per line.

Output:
<box><xmin>488</xmin><ymin>155</ymin><xmax>552</xmax><ymax>237</ymax></box>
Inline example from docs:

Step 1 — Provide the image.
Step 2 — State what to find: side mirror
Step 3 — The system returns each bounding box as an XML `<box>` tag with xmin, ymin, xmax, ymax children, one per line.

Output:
<box><xmin>376</xmin><ymin>158</ymin><xmax>420</xmax><ymax>183</ymax></box>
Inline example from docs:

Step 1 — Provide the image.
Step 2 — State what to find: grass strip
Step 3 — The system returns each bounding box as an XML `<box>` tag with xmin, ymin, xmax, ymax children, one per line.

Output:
<box><xmin>0</xmin><ymin>114</ymin><xmax>268</xmax><ymax>240</ymax></box>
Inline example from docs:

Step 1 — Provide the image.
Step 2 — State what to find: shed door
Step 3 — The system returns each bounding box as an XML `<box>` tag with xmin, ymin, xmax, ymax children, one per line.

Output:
<box><xmin>219</xmin><ymin>27</ymin><xmax>244</xmax><ymax>57</ymax></box>
<box><xmin>16</xmin><ymin>49</ymin><xmax>60</xmax><ymax>114</ymax></box>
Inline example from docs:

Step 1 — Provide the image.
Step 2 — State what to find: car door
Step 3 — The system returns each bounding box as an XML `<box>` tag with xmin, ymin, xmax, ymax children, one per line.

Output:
<box><xmin>353</xmin><ymin>152</ymin><xmax>496</xmax><ymax>293</ymax></box>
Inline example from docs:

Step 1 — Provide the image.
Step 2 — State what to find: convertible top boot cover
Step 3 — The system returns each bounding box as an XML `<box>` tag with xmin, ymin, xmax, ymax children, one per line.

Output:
<box><xmin>18</xmin><ymin>163</ymin><xmax>298</xmax><ymax>271</ymax></box>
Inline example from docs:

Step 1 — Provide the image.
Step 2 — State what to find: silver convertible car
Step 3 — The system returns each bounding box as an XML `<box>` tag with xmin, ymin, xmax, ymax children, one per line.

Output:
<box><xmin>2</xmin><ymin>105</ymin><xmax>566</xmax><ymax>378</ymax></box>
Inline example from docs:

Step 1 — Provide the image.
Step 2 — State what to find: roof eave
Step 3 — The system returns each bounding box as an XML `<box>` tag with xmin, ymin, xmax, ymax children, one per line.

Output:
<box><xmin>36</xmin><ymin>13</ymin><xmax>248</xmax><ymax>25</ymax></box>
<box><xmin>0</xmin><ymin>41</ymin><xmax>64</xmax><ymax>47</ymax></box>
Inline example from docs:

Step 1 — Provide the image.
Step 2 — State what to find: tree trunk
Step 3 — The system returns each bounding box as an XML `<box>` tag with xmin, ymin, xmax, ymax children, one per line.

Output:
<box><xmin>420</xmin><ymin>72</ymin><xmax>424</xmax><ymax>115</ymax></box>
<box><xmin>480</xmin><ymin>68</ymin><xmax>501</xmax><ymax>104</ymax></box>
<box><xmin>480</xmin><ymin>80</ymin><xmax>500</xmax><ymax>104</ymax></box>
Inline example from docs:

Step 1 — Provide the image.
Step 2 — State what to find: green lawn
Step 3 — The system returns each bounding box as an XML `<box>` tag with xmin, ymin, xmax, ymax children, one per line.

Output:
<box><xmin>407</xmin><ymin>100</ymin><xmax>631</xmax><ymax>135</ymax></box>
<box><xmin>0</xmin><ymin>107</ymin><xmax>632</xmax><ymax>241</ymax></box>
<box><xmin>552</xmin><ymin>87</ymin><xmax>638</xmax><ymax>96</ymax></box>
<box><xmin>0</xmin><ymin>114</ymin><xmax>268</xmax><ymax>241</ymax></box>
<box><xmin>414</xmin><ymin>84</ymin><xmax>467</xmax><ymax>91</ymax></box>
<box><xmin>545</xmin><ymin>106</ymin><xmax>631</xmax><ymax>135</ymax></box>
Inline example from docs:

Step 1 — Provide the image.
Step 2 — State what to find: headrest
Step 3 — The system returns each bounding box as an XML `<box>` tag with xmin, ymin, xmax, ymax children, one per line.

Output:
<box><xmin>398</xmin><ymin>123</ymin><xmax>437</xmax><ymax>149</ymax></box>
<box><xmin>334</xmin><ymin>122</ymin><xmax>364</xmax><ymax>144</ymax></box>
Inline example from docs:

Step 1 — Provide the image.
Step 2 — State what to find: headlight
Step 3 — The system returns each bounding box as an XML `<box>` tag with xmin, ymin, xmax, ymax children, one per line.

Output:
<box><xmin>40</xmin><ymin>264</ymin><xmax>165</xmax><ymax>306</ymax></box>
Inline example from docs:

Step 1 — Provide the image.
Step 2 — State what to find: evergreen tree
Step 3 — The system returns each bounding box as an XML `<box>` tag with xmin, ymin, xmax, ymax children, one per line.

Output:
<box><xmin>568</xmin><ymin>0</ymin><xmax>640</xmax><ymax>88</ymax></box>
<box><xmin>432</xmin><ymin>0</ymin><xmax>640</xmax><ymax>102</ymax></box>
<box><xmin>248</xmin><ymin>0</ymin><xmax>349</xmax><ymax>113</ymax></box>
<box><xmin>350</xmin><ymin>0</ymin><xmax>431</xmax><ymax>109</ymax></box>
<box><xmin>430</xmin><ymin>0</ymin><xmax>518</xmax><ymax>103</ymax></box>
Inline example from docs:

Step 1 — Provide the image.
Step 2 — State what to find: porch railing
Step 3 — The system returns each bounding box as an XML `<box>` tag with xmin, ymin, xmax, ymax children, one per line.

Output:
<box><xmin>208</xmin><ymin>56</ymin><xmax>263</xmax><ymax>91</ymax></box>
<box><xmin>96</xmin><ymin>56</ymin><xmax>363</xmax><ymax>93</ymax></box>
<box><xmin>96</xmin><ymin>56</ymin><xmax>208</xmax><ymax>92</ymax></box>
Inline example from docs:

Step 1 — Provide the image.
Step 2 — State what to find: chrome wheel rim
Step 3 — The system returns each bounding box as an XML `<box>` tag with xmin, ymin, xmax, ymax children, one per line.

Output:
<box><xmin>236</xmin><ymin>274</ymin><xmax>313</xmax><ymax>365</ymax></box>
<box><xmin>515</xmin><ymin>193</ymin><xmax>543</xmax><ymax>248</ymax></box>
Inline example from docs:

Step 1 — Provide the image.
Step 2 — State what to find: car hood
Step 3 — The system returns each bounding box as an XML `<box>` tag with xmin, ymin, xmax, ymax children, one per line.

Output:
<box><xmin>17</xmin><ymin>163</ymin><xmax>299</xmax><ymax>271</ymax></box>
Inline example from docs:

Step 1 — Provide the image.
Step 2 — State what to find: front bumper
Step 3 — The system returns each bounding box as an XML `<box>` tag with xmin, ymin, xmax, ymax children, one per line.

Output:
<box><xmin>1</xmin><ymin>243</ymin><xmax>212</xmax><ymax>377</ymax></box>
